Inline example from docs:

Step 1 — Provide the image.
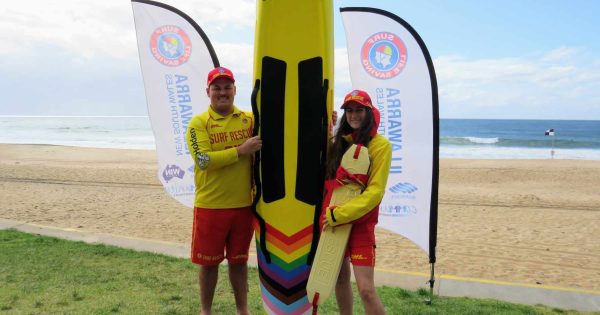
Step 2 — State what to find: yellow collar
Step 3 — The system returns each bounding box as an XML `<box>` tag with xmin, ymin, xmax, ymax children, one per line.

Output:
<box><xmin>208</xmin><ymin>105</ymin><xmax>241</xmax><ymax>120</ymax></box>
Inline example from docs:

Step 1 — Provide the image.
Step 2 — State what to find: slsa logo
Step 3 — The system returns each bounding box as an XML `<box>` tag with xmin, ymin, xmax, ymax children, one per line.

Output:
<box><xmin>361</xmin><ymin>32</ymin><xmax>407</xmax><ymax>79</ymax></box>
<box><xmin>150</xmin><ymin>25</ymin><xmax>192</xmax><ymax>67</ymax></box>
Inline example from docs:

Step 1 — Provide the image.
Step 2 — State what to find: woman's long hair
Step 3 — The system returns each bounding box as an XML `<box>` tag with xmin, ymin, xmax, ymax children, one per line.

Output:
<box><xmin>325</xmin><ymin>107</ymin><xmax>375</xmax><ymax>179</ymax></box>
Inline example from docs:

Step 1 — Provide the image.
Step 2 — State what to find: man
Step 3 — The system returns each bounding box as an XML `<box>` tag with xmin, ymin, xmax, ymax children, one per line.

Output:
<box><xmin>186</xmin><ymin>66</ymin><xmax>261</xmax><ymax>315</ymax></box>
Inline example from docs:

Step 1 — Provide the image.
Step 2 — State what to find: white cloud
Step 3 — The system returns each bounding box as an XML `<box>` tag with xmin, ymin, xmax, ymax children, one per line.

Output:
<box><xmin>540</xmin><ymin>47</ymin><xmax>581</xmax><ymax>62</ymax></box>
<box><xmin>212</xmin><ymin>42</ymin><xmax>254</xmax><ymax>76</ymax></box>
<box><xmin>0</xmin><ymin>0</ymin><xmax>254</xmax><ymax>60</ymax></box>
<box><xmin>173</xmin><ymin>0</ymin><xmax>255</xmax><ymax>31</ymax></box>
<box><xmin>434</xmin><ymin>47</ymin><xmax>600</xmax><ymax>118</ymax></box>
<box><xmin>0</xmin><ymin>1</ymin><xmax>138</xmax><ymax>59</ymax></box>
<box><xmin>333</xmin><ymin>47</ymin><xmax>353</xmax><ymax>106</ymax></box>
<box><xmin>3</xmin><ymin>2</ymin><xmax>599</xmax><ymax>119</ymax></box>
<box><xmin>334</xmin><ymin>47</ymin><xmax>351</xmax><ymax>85</ymax></box>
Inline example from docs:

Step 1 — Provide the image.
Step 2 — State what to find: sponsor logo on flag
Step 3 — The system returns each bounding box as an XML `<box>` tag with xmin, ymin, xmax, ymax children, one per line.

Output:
<box><xmin>389</xmin><ymin>182</ymin><xmax>418</xmax><ymax>194</ymax></box>
<box><xmin>162</xmin><ymin>164</ymin><xmax>185</xmax><ymax>182</ymax></box>
<box><xmin>380</xmin><ymin>204</ymin><xmax>418</xmax><ymax>217</ymax></box>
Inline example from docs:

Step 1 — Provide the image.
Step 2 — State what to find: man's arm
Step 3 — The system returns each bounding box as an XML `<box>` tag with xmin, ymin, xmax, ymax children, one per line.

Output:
<box><xmin>186</xmin><ymin>115</ymin><xmax>262</xmax><ymax>171</ymax></box>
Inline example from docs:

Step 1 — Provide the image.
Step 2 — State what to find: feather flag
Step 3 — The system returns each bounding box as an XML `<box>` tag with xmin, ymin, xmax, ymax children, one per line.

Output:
<box><xmin>131</xmin><ymin>0</ymin><xmax>219</xmax><ymax>208</ymax></box>
<box><xmin>341</xmin><ymin>7</ymin><xmax>439</xmax><ymax>262</ymax></box>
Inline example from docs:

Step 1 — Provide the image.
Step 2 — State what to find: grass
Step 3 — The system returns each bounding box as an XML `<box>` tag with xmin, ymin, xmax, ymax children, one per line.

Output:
<box><xmin>0</xmin><ymin>229</ymin><xmax>596</xmax><ymax>314</ymax></box>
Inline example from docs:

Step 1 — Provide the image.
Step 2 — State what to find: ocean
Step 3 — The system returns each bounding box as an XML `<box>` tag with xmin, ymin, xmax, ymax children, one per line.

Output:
<box><xmin>1</xmin><ymin>116</ymin><xmax>599</xmax><ymax>160</ymax></box>
<box><xmin>0</xmin><ymin>116</ymin><xmax>155</xmax><ymax>150</ymax></box>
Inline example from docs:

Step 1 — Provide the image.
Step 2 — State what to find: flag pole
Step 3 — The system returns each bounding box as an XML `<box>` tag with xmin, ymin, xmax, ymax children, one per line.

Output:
<box><xmin>546</xmin><ymin>128</ymin><xmax>555</xmax><ymax>159</ymax></box>
<box><xmin>551</xmin><ymin>136</ymin><xmax>555</xmax><ymax>159</ymax></box>
<box><xmin>425</xmin><ymin>262</ymin><xmax>435</xmax><ymax>304</ymax></box>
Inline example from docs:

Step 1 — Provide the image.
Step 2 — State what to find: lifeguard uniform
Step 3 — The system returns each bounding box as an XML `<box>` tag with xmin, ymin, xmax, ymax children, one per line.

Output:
<box><xmin>186</xmin><ymin>105</ymin><xmax>255</xmax><ymax>265</ymax></box>
<box><xmin>322</xmin><ymin>90</ymin><xmax>392</xmax><ymax>266</ymax></box>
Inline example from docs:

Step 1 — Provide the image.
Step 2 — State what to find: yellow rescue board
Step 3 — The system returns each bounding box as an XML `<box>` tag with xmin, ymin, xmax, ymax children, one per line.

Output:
<box><xmin>252</xmin><ymin>1</ymin><xmax>334</xmax><ymax>313</ymax></box>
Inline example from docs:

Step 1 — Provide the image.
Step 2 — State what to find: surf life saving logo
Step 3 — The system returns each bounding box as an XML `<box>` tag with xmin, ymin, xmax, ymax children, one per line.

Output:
<box><xmin>361</xmin><ymin>32</ymin><xmax>407</xmax><ymax>79</ymax></box>
<box><xmin>150</xmin><ymin>25</ymin><xmax>192</xmax><ymax>67</ymax></box>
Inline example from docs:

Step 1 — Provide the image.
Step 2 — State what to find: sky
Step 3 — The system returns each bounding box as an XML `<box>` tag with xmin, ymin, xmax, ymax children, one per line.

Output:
<box><xmin>1</xmin><ymin>0</ymin><xmax>599</xmax><ymax>120</ymax></box>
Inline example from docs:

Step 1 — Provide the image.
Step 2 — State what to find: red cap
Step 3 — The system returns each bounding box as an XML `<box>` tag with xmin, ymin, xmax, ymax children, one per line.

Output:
<box><xmin>341</xmin><ymin>89</ymin><xmax>373</xmax><ymax>109</ymax></box>
<box><xmin>207</xmin><ymin>66</ymin><xmax>235</xmax><ymax>86</ymax></box>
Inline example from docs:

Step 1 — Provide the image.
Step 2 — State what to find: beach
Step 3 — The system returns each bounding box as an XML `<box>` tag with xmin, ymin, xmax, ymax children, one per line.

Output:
<box><xmin>1</xmin><ymin>143</ymin><xmax>599</xmax><ymax>291</ymax></box>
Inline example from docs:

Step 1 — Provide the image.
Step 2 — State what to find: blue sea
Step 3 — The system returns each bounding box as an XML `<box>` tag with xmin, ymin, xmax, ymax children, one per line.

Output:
<box><xmin>1</xmin><ymin>116</ymin><xmax>599</xmax><ymax>160</ymax></box>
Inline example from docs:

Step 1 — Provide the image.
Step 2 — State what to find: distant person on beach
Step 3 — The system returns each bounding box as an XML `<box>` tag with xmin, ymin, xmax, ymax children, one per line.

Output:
<box><xmin>186</xmin><ymin>66</ymin><xmax>261</xmax><ymax>315</ymax></box>
<box><xmin>322</xmin><ymin>89</ymin><xmax>392</xmax><ymax>315</ymax></box>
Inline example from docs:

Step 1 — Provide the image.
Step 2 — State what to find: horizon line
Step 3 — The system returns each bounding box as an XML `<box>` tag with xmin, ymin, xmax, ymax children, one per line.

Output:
<box><xmin>0</xmin><ymin>115</ymin><xmax>150</xmax><ymax>118</ymax></box>
<box><xmin>1</xmin><ymin>115</ymin><xmax>598</xmax><ymax>122</ymax></box>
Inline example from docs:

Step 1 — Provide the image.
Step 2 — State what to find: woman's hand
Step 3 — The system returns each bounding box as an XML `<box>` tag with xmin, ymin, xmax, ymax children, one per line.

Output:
<box><xmin>321</xmin><ymin>216</ymin><xmax>329</xmax><ymax>230</ymax></box>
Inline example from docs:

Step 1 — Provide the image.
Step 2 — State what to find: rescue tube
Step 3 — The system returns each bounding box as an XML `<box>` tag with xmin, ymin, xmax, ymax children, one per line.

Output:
<box><xmin>306</xmin><ymin>144</ymin><xmax>370</xmax><ymax>308</ymax></box>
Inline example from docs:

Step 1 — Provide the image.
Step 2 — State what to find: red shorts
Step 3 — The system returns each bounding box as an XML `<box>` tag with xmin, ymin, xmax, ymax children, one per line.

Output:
<box><xmin>345</xmin><ymin>220</ymin><xmax>376</xmax><ymax>266</ymax></box>
<box><xmin>191</xmin><ymin>207</ymin><xmax>255</xmax><ymax>266</ymax></box>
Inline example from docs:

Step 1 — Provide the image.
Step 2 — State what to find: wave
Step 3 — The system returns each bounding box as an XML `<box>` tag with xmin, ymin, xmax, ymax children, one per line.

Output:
<box><xmin>441</xmin><ymin>136</ymin><xmax>600</xmax><ymax>149</ymax></box>
<box><xmin>443</xmin><ymin>137</ymin><xmax>499</xmax><ymax>145</ymax></box>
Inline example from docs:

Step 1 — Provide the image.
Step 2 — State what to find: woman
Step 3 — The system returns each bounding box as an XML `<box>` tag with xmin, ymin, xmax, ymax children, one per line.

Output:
<box><xmin>322</xmin><ymin>89</ymin><xmax>392</xmax><ymax>315</ymax></box>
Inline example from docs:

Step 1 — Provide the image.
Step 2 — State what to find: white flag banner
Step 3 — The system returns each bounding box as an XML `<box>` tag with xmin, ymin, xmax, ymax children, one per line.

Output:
<box><xmin>341</xmin><ymin>7</ymin><xmax>439</xmax><ymax>261</ymax></box>
<box><xmin>132</xmin><ymin>0</ymin><xmax>219</xmax><ymax>208</ymax></box>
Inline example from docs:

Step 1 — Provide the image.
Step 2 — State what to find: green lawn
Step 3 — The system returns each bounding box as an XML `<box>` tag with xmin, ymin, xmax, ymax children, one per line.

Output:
<box><xmin>0</xmin><ymin>229</ymin><xmax>595</xmax><ymax>314</ymax></box>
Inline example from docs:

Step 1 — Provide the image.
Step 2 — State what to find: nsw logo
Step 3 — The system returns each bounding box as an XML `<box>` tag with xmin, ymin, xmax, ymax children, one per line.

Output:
<box><xmin>162</xmin><ymin>164</ymin><xmax>185</xmax><ymax>182</ymax></box>
<box><xmin>361</xmin><ymin>32</ymin><xmax>407</xmax><ymax>79</ymax></box>
<box><xmin>389</xmin><ymin>182</ymin><xmax>418</xmax><ymax>194</ymax></box>
<box><xmin>150</xmin><ymin>25</ymin><xmax>192</xmax><ymax>67</ymax></box>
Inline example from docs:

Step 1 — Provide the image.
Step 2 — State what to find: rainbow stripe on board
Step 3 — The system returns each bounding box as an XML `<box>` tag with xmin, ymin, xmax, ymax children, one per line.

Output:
<box><xmin>255</xmin><ymin>222</ymin><xmax>314</xmax><ymax>314</ymax></box>
<box><xmin>252</xmin><ymin>1</ymin><xmax>333</xmax><ymax>313</ymax></box>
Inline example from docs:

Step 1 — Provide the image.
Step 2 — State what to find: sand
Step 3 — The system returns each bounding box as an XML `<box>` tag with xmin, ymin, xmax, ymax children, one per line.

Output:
<box><xmin>1</xmin><ymin>144</ymin><xmax>599</xmax><ymax>291</ymax></box>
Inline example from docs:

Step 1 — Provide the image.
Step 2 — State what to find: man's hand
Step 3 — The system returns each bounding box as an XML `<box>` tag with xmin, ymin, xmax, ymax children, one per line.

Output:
<box><xmin>332</xmin><ymin>110</ymin><xmax>338</xmax><ymax>125</ymax></box>
<box><xmin>236</xmin><ymin>136</ymin><xmax>262</xmax><ymax>156</ymax></box>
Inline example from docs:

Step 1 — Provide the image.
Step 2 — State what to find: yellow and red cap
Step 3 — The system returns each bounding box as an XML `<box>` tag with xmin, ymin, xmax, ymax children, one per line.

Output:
<box><xmin>341</xmin><ymin>89</ymin><xmax>373</xmax><ymax>109</ymax></box>
<box><xmin>207</xmin><ymin>66</ymin><xmax>235</xmax><ymax>86</ymax></box>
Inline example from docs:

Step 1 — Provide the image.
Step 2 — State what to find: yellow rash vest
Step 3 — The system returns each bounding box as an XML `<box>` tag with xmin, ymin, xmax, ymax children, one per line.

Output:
<box><xmin>186</xmin><ymin>105</ymin><xmax>254</xmax><ymax>208</ymax></box>
<box><xmin>325</xmin><ymin>134</ymin><xmax>392</xmax><ymax>226</ymax></box>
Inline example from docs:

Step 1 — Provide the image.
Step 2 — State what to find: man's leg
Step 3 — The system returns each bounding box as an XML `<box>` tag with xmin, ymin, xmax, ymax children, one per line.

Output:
<box><xmin>226</xmin><ymin>207</ymin><xmax>254</xmax><ymax>315</ymax></box>
<box><xmin>335</xmin><ymin>258</ymin><xmax>353</xmax><ymax>315</ymax></box>
<box><xmin>229</xmin><ymin>263</ymin><xmax>251</xmax><ymax>315</ymax></box>
<box><xmin>199</xmin><ymin>265</ymin><xmax>219</xmax><ymax>315</ymax></box>
<box><xmin>353</xmin><ymin>265</ymin><xmax>385</xmax><ymax>315</ymax></box>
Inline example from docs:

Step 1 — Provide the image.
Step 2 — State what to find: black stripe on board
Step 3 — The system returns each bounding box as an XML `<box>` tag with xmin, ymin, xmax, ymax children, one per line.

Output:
<box><xmin>260</xmin><ymin>56</ymin><xmax>287</xmax><ymax>203</ymax></box>
<box><xmin>296</xmin><ymin>57</ymin><xmax>325</xmax><ymax>205</ymax></box>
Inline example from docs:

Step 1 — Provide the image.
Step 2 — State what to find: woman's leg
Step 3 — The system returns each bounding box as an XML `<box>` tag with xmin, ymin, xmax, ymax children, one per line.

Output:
<box><xmin>335</xmin><ymin>258</ymin><xmax>353</xmax><ymax>315</ymax></box>
<box><xmin>353</xmin><ymin>265</ymin><xmax>385</xmax><ymax>315</ymax></box>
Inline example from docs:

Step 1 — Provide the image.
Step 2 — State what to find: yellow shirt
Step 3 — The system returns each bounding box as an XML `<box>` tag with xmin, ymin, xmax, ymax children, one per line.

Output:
<box><xmin>326</xmin><ymin>134</ymin><xmax>392</xmax><ymax>226</ymax></box>
<box><xmin>186</xmin><ymin>105</ymin><xmax>254</xmax><ymax>208</ymax></box>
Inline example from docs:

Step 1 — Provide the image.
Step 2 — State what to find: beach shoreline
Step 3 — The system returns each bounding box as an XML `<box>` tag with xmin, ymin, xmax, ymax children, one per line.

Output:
<box><xmin>1</xmin><ymin>144</ymin><xmax>599</xmax><ymax>291</ymax></box>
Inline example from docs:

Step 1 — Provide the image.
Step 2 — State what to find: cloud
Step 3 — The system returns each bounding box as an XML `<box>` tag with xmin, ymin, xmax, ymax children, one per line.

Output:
<box><xmin>0</xmin><ymin>1</ymin><xmax>138</xmax><ymax>60</ymax></box>
<box><xmin>334</xmin><ymin>47</ymin><xmax>353</xmax><ymax>106</ymax></box>
<box><xmin>212</xmin><ymin>42</ymin><xmax>254</xmax><ymax>76</ymax></box>
<box><xmin>434</xmin><ymin>47</ymin><xmax>600</xmax><ymax>118</ymax></box>
<box><xmin>174</xmin><ymin>0</ymin><xmax>255</xmax><ymax>31</ymax></box>
<box><xmin>3</xmin><ymin>2</ymin><xmax>598</xmax><ymax>119</ymax></box>
<box><xmin>0</xmin><ymin>0</ymin><xmax>254</xmax><ymax>60</ymax></box>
